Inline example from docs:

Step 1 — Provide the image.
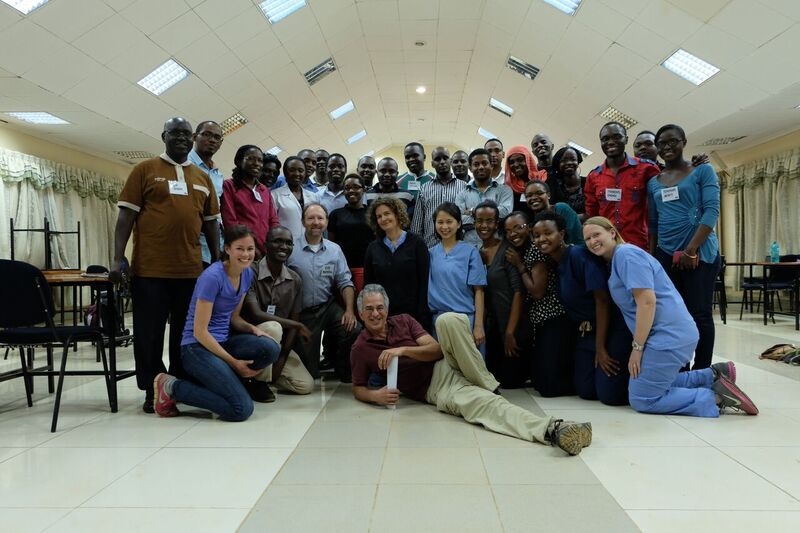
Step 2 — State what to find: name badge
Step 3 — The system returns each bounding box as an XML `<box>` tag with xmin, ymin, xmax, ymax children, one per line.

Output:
<box><xmin>168</xmin><ymin>181</ymin><xmax>188</xmax><ymax>196</ymax></box>
<box><xmin>661</xmin><ymin>186</ymin><xmax>679</xmax><ymax>202</ymax></box>
<box><xmin>266</xmin><ymin>304</ymin><xmax>276</xmax><ymax>315</ymax></box>
<box><xmin>321</xmin><ymin>263</ymin><xmax>335</xmax><ymax>276</ymax></box>
<box><xmin>253</xmin><ymin>188</ymin><xmax>263</xmax><ymax>203</ymax></box>
<box><xmin>605</xmin><ymin>188</ymin><xmax>622</xmax><ymax>202</ymax></box>
<box><xmin>520</xmin><ymin>193</ymin><xmax>526</xmax><ymax>202</ymax></box>
<box><xmin>407</xmin><ymin>180</ymin><xmax>421</xmax><ymax>191</ymax></box>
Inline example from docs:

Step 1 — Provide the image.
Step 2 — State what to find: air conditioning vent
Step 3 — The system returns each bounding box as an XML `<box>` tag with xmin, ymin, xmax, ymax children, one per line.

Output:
<box><xmin>507</xmin><ymin>55</ymin><xmax>540</xmax><ymax>81</ymax></box>
<box><xmin>113</xmin><ymin>151</ymin><xmax>156</xmax><ymax>160</ymax></box>
<box><xmin>699</xmin><ymin>136</ymin><xmax>746</xmax><ymax>147</ymax></box>
<box><xmin>600</xmin><ymin>106</ymin><xmax>638</xmax><ymax>129</ymax></box>
<box><xmin>220</xmin><ymin>113</ymin><xmax>248</xmax><ymax>136</ymax></box>
<box><xmin>305</xmin><ymin>58</ymin><xmax>337</xmax><ymax>86</ymax></box>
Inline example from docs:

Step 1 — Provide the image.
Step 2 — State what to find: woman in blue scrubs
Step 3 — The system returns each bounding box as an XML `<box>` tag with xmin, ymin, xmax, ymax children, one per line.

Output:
<box><xmin>533</xmin><ymin>212</ymin><xmax>630</xmax><ymax>405</ymax></box>
<box><xmin>428</xmin><ymin>202</ymin><xmax>487</xmax><ymax>351</ymax></box>
<box><xmin>583</xmin><ymin>216</ymin><xmax>758</xmax><ymax>417</ymax></box>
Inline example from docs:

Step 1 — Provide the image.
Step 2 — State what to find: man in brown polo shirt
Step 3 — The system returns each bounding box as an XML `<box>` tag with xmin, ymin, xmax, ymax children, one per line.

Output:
<box><xmin>350</xmin><ymin>284</ymin><xmax>593</xmax><ymax>455</ymax></box>
<box><xmin>112</xmin><ymin>117</ymin><xmax>221</xmax><ymax>413</ymax></box>
<box><xmin>242</xmin><ymin>226</ymin><xmax>314</xmax><ymax>398</ymax></box>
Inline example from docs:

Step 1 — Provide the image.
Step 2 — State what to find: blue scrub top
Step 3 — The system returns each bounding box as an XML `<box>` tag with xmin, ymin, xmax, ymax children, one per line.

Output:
<box><xmin>428</xmin><ymin>241</ymin><xmax>487</xmax><ymax>315</ymax></box>
<box><xmin>557</xmin><ymin>246</ymin><xmax>608</xmax><ymax>323</ymax></box>
<box><xmin>608</xmin><ymin>244</ymin><xmax>698</xmax><ymax>351</ymax></box>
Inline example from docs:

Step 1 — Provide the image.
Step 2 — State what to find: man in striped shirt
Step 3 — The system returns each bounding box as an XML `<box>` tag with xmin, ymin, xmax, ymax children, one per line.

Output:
<box><xmin>411</xmin><ymin>146</ymin><xmax>468</xmax><ymax>247</ymax></box>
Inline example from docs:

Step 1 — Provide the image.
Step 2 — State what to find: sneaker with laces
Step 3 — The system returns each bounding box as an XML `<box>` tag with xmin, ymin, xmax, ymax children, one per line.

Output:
<box><xmin>713</xmin><ymin>376</ymin><xmax>758</xmax><ymax>415</ymax></box>
<box><xmin>547</xmin><ymin>419</ymin><xmax>592</xmax><ymax>456</ymax></box>
<box><xmin>711</xmin><ymin>361</ymin><xmax>736</xmax><ymax>383</ymax></box>
<box><xmin>153</xmin><ymin>373</ymin><xmax>179</xmax><ymax>417</ymax></box>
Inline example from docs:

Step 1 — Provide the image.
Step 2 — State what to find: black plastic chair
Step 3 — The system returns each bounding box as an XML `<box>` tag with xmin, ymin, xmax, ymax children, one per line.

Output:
<box><xmin>0</xmin><ymin>260</ymin><xmax>113</xmax><ymax>432</ymax></box>
<box><xmin>713</xmin><ymin>256</ymin><xmax>727</xmax><ymax>324</ymax></box>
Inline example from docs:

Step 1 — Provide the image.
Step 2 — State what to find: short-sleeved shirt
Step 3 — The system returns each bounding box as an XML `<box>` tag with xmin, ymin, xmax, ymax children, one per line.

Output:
<box><xmin>220</xmin><ymin>179</ymin><xmax>279</xmax><ymax>253</ymax></box>
<box><xmin>318</xmin><ymin>187</ymin><xmax>349</xmax><ymax>214</ymax></box>
<box><xmin>608</xmin><ymin>244</ymin><xmax>698</xmax><ymax>351</ymax></box>
<box><xmin>411</xmin><ymin>176</ymin><xmax>469</xmax><ymax>247</ymax></box>
<box><xmin>428</xmin><ymin>241</ymin><xmax>487</xmax><ymax>316</ymax></box>
<box><xmin>456</xmin><ymin>180</ymin><xmax>514</xmax><ymax>247</ymax></box>
<box><xmin>181</xmin><ymin>261</ymin><xmax>254</xmax><ymax>345</ymax></box>
<box><xmin>286</xmin><ymin>234</ymin><xmax>353</xmax><ymax>310</ymax></box>
<box><xmin>557</xmin><ymin>246</ymin><xmax>609</xmax><ymax>323</ymax></box>
<box><xmin>524</xmin><ymin>243</ymin><xmax>565</xmax><ymax>325</ymax></box>
<box><xmin>271</xmin><ymin>185</ymin><xmax>320</xmax><ymax>242</ymax></box>
<box><xmin>243</xmin><ymin>258</ymin><xmax>303</xmax><ymax>321</ymax></box>
<box><xmin>647</xmin><ymin>163</ymin><xmax>720</xmax><ymax>264</ymax></box>
<box><xmin>350</xmin><ymin>314</ymin><xmax>435</xmax><ymax>402</ymax></box>
<box><xmin>397</xmin><ymin>170</ymin><xmax>435</xmax><ymax>201</ymax></box>
<box><xmin>584</xmin><ymin>155</ymin><xmax>660</xmax><ymax>249</ymax></box>
<box><xmin>328</xmin><ymin>206</ymin><xmax>374</xmax><ymax>268</ymax></box>
<box><xmin>188</xmin><ymin>150</ymin><xmax>224</xmax><ymax>264</ymax></box>
<box><xmin>117</xmin><ymin>156</ymin><xmax>220</xmax><ymax>278</ymax></box>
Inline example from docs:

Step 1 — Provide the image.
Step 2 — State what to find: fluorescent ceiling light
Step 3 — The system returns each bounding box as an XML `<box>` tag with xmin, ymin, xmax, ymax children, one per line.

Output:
<box><xmin>219</xmin><ymin>113</ymin><xmax>248</xmax><ymax>136</ymax></box>
<box><xmin>600</xmin><ymin>106</ymin><xmax>638</xmax><ymax>129</ymax></box>
<box><xmin>137</xmin><ymin>59</ymin><xmax>189</xmax><ymax>96</ymax></box>
<box><xmin>567</xmin><ymin>141</ymin><xmax>592</xmax><ymax>157</ymax></box>
<box><xmin>489</xmin><ymin>98</ymin><xmax>514</xmax><ymax>117</ymax></box>
<box><xmin>5</xmin><ymin>112</ymin><xmax>69</xmax><ymax>125</ymax></box>
<box><xmin>0</xmin><ymin>0</ymin><xmax>49</xmax><ymax>15</ymax></box>
<box><xmin>362</xmin><ymin>150</ymin><xmax>375</xmax><ymax>157</ymax></box>
<box><xmin>507</xmin><ymin>55</ymin><xmax>540</xmax><ymax>81</ymax></box>
<box><xmin>662</xmin><ymin>49</ymin><xmax>720</xmax><ymax>86</ymax></box>
<box><xmin>266</xmin><ymin>146</ymin><xmax>282</xmax><ymax>156</ymax></box>
<box><xmin>113</xmin><ymin>151</ymin><xmax>156</xmax><ymax>160</ymax></box>
<box><xmin>347</xmin><ymin>130</ymin><xmax>367</xmax><ymax>145</ymax></box>
<box><xmin>542</xmin><ymin>0</ymin><xmax>582</xmax><ymax>16</ymax></box>
<box><xmin>259</xmin><ymin>0</ymin><xmax>306</xmax><ymax>24</ymax></box>
<box><xmin>416</xmin><ymin>86</ymin><xmax>427</xmax><ymax>94</ymax></box>
<box><xmin>329</xmin><ymin>100</ymin><xmax>354</xmax><ymax>120</ymax></box>
<box><xmin>304</xmin><ymin>58</ymin><xmax>336</xmax><ymax>86</ymax></box>
<box><xmin>477</xmin><ymin>127</ymin><xmax>496</xmax><ymax>140</ymax></box>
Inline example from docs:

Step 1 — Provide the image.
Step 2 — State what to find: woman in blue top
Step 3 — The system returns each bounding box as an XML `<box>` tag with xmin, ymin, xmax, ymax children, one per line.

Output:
<box><xmin>152</xmin><ymin>225</ymin><xmax>280</xmax><ymax>421</ymax></box>
<box><xmin>533</xmin><ymin>212</ymin><xmax>630</xmax><ymax>405</ymax></box>
<box><xmin>428</xmin><ymin>202</ymin><xmax>487</xmax><ymax>352</ymax></box>
<box><xmin>647</xmin><ymin>124</ymin><xmax>721</xmax><ymax>370</ymax></box>
<box><xmin>583</xmin><ymin>216</ymin><xmax>757</xmax><ymax>417</ymax></box>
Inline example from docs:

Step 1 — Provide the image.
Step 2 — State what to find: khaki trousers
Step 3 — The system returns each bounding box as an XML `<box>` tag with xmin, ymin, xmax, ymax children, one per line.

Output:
<box><xmin>425</xmin><ymin>313</ymin><xmax>551</xmax><ymax>444</ymax></box>
<box><xmin>254</xmin><ymin>321</ymin><xmax>314</xmax><ymax>395</ymax></box>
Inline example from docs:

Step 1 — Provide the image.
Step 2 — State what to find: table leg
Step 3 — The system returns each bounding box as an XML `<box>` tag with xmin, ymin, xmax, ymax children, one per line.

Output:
<box><xmin>108</xmin><ymin>286</ymin><xmax>118</xmax><ymax>412</ymax></box>
<box><xmin>763</xmin><ymin>265</ymin><xmax>769</xmax><ymax>326</ymax></box>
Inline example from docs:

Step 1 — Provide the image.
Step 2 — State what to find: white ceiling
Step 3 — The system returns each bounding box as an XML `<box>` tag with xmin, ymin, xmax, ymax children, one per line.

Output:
<box><xmin>0</xmin><ymin>0</ymin><xmax>799</xmax><ymax>171</ymax></box>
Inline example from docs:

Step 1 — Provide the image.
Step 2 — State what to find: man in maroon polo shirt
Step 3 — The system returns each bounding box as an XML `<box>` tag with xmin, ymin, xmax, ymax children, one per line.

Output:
<box><xmin>350</xmin><ymin>284</ymin><xmax>593</xmax><ymax>455</ymax></box>
<box><xmin>584</xmin><ymin>121</ymin><xmax>660</xmax><ymax>249</ymax></box>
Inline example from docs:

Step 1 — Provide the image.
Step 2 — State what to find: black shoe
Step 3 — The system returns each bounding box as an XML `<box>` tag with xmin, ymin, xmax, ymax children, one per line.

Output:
<box><xmin>243</xmin><ymin>379</ymin><xmax>276</xmax><ymax>403</ymax></box>
<box><xmin>319</xmin><ymin>359</ymin><xmax>335</xmax><ymax>372</ymax></box>
<box><xmin>143</xmin><ymin>389</ymin><xmax>154</xmax><ymax>414</ymax></box>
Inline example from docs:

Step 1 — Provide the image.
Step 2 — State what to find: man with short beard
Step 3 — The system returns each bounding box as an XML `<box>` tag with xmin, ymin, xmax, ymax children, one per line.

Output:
<box><xmin>365</xmin><ymin>157</ymin><xmax>415</xmax><ymax>216</ymax></box>
<box><xmin>410</xmin><ymin>146</ymin><xmax>467</xmax><ymax>247</ymax></box>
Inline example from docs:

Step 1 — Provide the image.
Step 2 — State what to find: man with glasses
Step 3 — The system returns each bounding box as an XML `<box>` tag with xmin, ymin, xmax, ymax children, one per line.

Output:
<box><xmin>584</xmin><ymin>121</ymin><xmax>660</xmax><ymax>249</ymax></box>
<box><xmin>112</xmin><ymin>117</ymin><xmax>221</xmax><ymax>413</ymax></box>
<box><xmin>188</xmin><ymin>121</ymin><xmax>224</xmax><ymax>267</ymax></box>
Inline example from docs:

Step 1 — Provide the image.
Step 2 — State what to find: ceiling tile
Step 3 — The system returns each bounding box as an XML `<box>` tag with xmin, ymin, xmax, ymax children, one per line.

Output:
<box><xmin>398</xmin><ymin>0</ymin><xmax>439</xmax><ymax>20</ymax></box>
<box><xmin>106</xmin><ymin>36</ymin><xmax>168</xmax><ymax>83</ymax></box>
<box><xmin>22</xmin><ymin>46</ymin><xmax>104</xmax><ymax>96</ymax></box>
<box><xmin>728</xmin><ymin>25</ymin><xmax>800</xmax><ymax>95</ymax></box>
<box><xmin>191</xmin><ymin>51</ymin><xmax>245</xmax><ymax>87</ymax></box>
<box><xmin>193</xmin><ymin>0</ymin><xmax>254</xmax><ymax>28</ymax></box>
<box><xmin>30</xmin><ymin>0</ymin><xmax>114</xmax><ymax>42</ymax></box>
<box><xmin>175</xmin><ymin>33</ymin><xmax>228</xmax><ymax>72</ymax></box>
<box><xmin>120</xmin><ymin>0</ymin><xmax>190</xmax><ymax>35</ymax></box>
<box><xmin>680</xmin><ymin>71</ymin><xmax>768</xmax><ymax>118</ymax></box>
<box><xmin>73</xmin><ymin>14</ymin><xmax>141</xmax><ymax>65</ymax></box>
<box><xmin>248</xmin><ymin>47</ymin><xmax>293</xmax><ymax>84</ymax></box>
<box><xmin>150</xmin><ymin>10</ymin><xmax>210</xmax><ymax>54</ymax></box>
<box><xmin>575</xmin><ymin>0</ymin><xmax>632</xmax><ymax>41</ymax></box>
<box><xmin>0</xmin><ymin>5</ymin><xmax>22</xmax><ymax>30</ymax></box>
<box><xmin>635</xmin><ymin>0</ymin><xmax>703</xmax><ymax>44</ymax></box>
<box><xmin>270</xmin><ymin>5</ymin><xmax>317</xmax><ymax>44</ymax></box>
<box><xmin>439</xmin><ymin>0</ymin><xmax>483</xmax><ymax>19</ymax></box>
<box><xmin>0</xmin><ymin>20</ymin><xmax>66</xmax><ymax>75</ymax></box>
<box><xmin>764</xmin><ymin>0</ymin><xmax>800</xmax><ymax>21</ymax></box>
<box><xmin>284</xmin><ymin>32</ymin><xmax>331</xmax><ymax>73</ymax></box>
<box><xmin>665</xmin><ymin>0</ymin><xmax>731</xmax><ymax>21</ymax></box>
<box><xmin>615</xmin><ymin>19</ymin><xmax>676</xmax><ymax>63</ymax></box>
<box><xmin>356</xmin><ymin>1</ymin><xmax>399</xmax><ymax>21</ymax></box>
<box><xmin>483</xmin><ymin>0</ymin><xmax>531</xmax><ymax>34</ymax></box>
<box><xmin>681</xmin><ymin>24</ymin><xmax>754</xmax><ymax>70</ymax></box>
<box><xmin>709</xmin><ymin>0</ymin><xmax>793</xmax><ymax>48</ymax></box>
<box><xmin>231</xmin><ymin>27</ymin><xmax>282</xmax><ymax>65</ymax></box>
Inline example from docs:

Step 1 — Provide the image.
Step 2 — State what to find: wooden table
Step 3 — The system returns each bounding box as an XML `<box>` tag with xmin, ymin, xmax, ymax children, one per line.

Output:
<box><xmin>727</xmin><ymin>261</ymin><xmax>800</xmax><ymax>330</ymax></box>
<box><xmin>42</xmin><ymin>269</ymin><xmax>135</xmax><ymax>411</ymax></box>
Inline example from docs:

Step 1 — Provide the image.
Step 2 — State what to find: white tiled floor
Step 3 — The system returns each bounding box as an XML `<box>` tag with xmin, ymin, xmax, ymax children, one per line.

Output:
<box><xmin>2</xmin><ymin>312</ymin><xmax>800</xmax><ymax>532</ymax></box>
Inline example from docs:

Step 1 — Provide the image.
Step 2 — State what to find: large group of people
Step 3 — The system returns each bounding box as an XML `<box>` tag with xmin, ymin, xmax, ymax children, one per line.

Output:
<box><xmin>111</xmin><ymin>116</ymin><xmax>760</xmax><ymax>457</ymax></box>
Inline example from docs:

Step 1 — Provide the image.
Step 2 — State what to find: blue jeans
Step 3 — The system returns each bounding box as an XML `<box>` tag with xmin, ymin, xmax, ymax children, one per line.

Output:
<box><xmin>655</xmin><ymin>249</ymin><xmax>721</xmax><ymax>369</ymax></box>
<box><xmin>175</xmin><ymin>334</ymin><xmax>280</xmax><ymax>421</ymax></box>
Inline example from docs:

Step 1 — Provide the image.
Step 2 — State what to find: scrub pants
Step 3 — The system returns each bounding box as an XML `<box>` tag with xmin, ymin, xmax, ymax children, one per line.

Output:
<box><xmin>573</xmin><ymin>324</ymin><xmax>631</xmax><ymax>406</ymax></box>
<box><xmin>628</xmin><ymin>342</ymin><xmax>719</xmax><ymax>418</ymax></box>
<box><xmin>253</xmin><ymin>321</ymin><xmax>314</xmax><ymax>395</ymax></box>
<box><xmin>425</xmin><ymin>313</ymin><xmax>552</xmax><ymax>443</ymax></box>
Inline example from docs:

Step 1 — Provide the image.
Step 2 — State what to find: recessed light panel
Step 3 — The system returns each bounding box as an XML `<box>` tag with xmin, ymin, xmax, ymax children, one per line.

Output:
<box><xmin>219</xmin><ymin>113</ymin><xmax>248</xmax><ymax>136</ymax></box>
<box><xmin>5</xmin><ymin>112</ymin><xmax>69</xmax><ymax>125</ymax></box>
<box><xmin>489</xmin><ymin>98</ymin><xmax>514</xmax><ymax>117</ymax></box>
<box><xmin>698</xmin><ymin>136</ymin><xmax>746</xmax><ymax>147</ymax></box>
<box><xmin>259</xmin><ymin>0</ymin><xmax>306</xmax><ymax>24</ymax></box>
<box><xmin>330</xmin><ymin>100</ymin><xmax>354</xmax><ymax>120</ymax></box>
<box><xmin>347</xmin><ymin>130</ymin><xmax>367</xmax><ymax>145</ymax></box>
<box><xmin>416</xmin><ymin>86</ymin><xmax>427</xmax><ymax>94</ymax></box>
<box><xmin>600</xmin><ymin>106</ymin><xmax>638</xmax><ymax>129</ymax></box>
<box><xmin>361</xmin><ymin>150</ymin><xmax>375</xmax><ymax>157</ymax></box>
<box><xmin>113</xmin><ymin>151</ymin><xmax>156</xmax><ymax>160</ymax></box>
<box><xmin>507</xmin><ymin>55</ymin><xmax>540</xmax><ymax>81</ymax></box>
<box><xmin>266</xmin><ymin>146</ymin><xmax>282</xmax><ymax>156</ymax></box>
<box><xmin>137</xmin><ymin>59</ymin><xmax>189</xmax><ymax>96</ymax></box>
<box><xmin>304</xmin><ymin>58</ymin><xmax>336</xmax><ymax>86</ymax></box>
<box><xmin>567</xmin><ymin>141</ymin><xmax>593</xmax><ymax>157</ymax></box>
<box><xmin>662</xmin><ymin>49</ymin><xmax>720</xmax><ymax>86</ymax></box>
<box><xmin>0</xmin><ymin>0</ymin><xmax>49</xmax><ymax>15</ymax></box>
<box><xmin>477</xmin><ymin>127</ymin><xmax>496</xmax><ymax>140</ymax></box>
<box><xmin>542</xmin><ymin>0</ymin><xmax>582</xmax><ymax>16</ymax></box>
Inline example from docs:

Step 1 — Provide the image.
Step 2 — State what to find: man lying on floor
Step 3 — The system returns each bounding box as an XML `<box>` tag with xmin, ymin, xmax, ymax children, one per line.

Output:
<box><xmin>349</xmin><ymin>283</ymin><xmax>592</xmax><ymax>455</ymax></box>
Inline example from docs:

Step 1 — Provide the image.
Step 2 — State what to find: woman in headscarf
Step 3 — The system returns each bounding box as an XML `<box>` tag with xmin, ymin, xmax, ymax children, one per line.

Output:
<box><xmin>504</xmin><ymin>145</ymin><xmax>548</xmax><ymax>212</ymax></box>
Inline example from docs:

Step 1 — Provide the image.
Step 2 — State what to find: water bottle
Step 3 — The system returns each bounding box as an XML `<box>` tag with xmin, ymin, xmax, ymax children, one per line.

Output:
<box><xmin>770</xmin><ymin>241</ymin><xmax>780</xmax><ymax>263</ymax></box>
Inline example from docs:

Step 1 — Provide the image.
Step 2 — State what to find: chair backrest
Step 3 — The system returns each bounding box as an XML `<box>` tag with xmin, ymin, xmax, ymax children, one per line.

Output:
<box><xmin>86</xmin><ymin>264</ymin><xmax>109</xmax><ymax>274</ymax></box>
<box><xmin>0</xmin><ymin>259</ymin><xmax>54</xmax><ymax>328</ymax></box>
<box><xmin>769</xmin><ymin>255</ymin><xmax>800</xmax><ymax>283</ymax></box>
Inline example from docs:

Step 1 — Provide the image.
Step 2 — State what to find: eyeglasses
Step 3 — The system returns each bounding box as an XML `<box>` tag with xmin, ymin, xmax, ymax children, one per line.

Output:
<box><xmin>344</xmin><ymin>184</ymin><xmax>364</xmax><ymax>191</ymax></box>
<box><xmin>656</xmin><ymin>138</ymin><xmax>683</xmax><ymax>149</ymax></box>
<box><xmin>198</xmin><ymin>131</ymin><xmax>223</xmax><ymax>141</ymax></box>
<box><xmin>165</xmin><ymin>129</ymin><xmax>192</xmax><ymax>139</ymax></box>
<box><xmin>243</xmin><ymin>155</ymin><xmax>263</xmax><ymax>163</ymax></box>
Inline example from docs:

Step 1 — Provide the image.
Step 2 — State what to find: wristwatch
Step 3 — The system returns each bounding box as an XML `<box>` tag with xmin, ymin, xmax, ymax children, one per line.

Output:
<box><xmin>631</xmin><ymin>340</ymin><xmax>645</xmax><ymax>352</ymax></box>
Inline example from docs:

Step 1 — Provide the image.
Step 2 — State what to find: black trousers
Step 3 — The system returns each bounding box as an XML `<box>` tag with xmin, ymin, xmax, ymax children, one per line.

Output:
<box><xmin>299</xmin><ymin>300</ymin><xmax>361</xmax><ymax>381</ymax></box>
<box><xmin>131</xmin><ymin>277</ymin><xmax>196</xmax><ymax>391</ymax></box>
<box><xmin>531</xmin><ymin>315</ymin><xmax>576</xmax><ymax>397</ymax></box>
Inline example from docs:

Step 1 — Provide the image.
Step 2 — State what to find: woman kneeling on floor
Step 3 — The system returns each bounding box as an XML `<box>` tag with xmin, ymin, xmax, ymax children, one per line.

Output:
<box><xmin>153</xmin><ymin>225</ymin><xmax>280</xmax><ymax>420</ymax></box>
<box><xmin>583</xmin><ymin>216</ymin><xmax>758</xmax><ymax>417</ymax></box>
